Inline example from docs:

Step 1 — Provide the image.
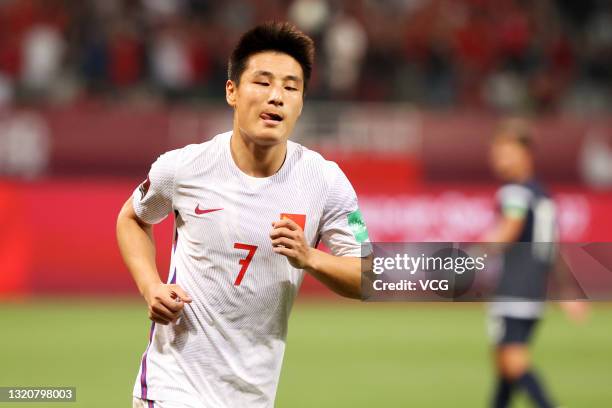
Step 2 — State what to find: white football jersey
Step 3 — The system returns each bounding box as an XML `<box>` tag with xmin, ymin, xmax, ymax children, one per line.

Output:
<box><xmin>131</xmin><ymin>131</ymin><xmax>369</xmax><ymax>407</ymax></box>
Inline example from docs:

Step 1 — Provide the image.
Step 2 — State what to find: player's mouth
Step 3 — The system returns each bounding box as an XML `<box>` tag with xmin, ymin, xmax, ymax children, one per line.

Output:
<box><xmin>260</xmin><ymin>111</ymin><xmax>284</xmax><ymax>126</ymax></box>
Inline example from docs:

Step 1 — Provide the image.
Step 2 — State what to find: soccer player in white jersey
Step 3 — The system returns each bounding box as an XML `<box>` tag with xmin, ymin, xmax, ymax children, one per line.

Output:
<box><xmin>116</xmin><ymin>22</ymin><xmax>370</xmax><ymax>408</ymax></box>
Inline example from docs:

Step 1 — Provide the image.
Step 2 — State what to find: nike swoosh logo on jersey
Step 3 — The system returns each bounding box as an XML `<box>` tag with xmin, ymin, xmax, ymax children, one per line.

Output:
<box><xmin>195</xmin><ymin>205</ymin><xmax>223</xmax><ymax>215</ymax></box>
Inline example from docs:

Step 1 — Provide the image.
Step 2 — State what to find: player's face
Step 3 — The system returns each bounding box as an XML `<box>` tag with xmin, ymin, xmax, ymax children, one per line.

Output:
<box><xmin>489</xmin><ymin>138</ymin><xmax>529</xmax><ymax>181</ymax></box>
<box><xmin>226</xmin><ymin>51</ymin><xmax>304</xmax><ymax>146</ymax></box>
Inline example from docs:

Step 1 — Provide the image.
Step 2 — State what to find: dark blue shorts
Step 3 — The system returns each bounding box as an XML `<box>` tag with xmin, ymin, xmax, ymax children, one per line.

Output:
<box><xmin>489</xmin><ymin>316</ymin><xmax>539</xmax><ymax>345</ymax></box>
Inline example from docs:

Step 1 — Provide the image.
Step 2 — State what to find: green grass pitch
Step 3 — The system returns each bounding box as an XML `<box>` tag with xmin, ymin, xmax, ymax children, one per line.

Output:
<box><xmin>1</xmin><ymin>299</ymin><xmax>610</xmax><ymax>407</ymax></box>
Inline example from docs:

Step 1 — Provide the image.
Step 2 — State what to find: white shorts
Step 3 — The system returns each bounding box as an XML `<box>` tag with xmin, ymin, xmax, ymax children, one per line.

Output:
<box><xmin>132</xmin><ymin>397</ymin><xmax>195</xmax><ymax>408</ymax></box>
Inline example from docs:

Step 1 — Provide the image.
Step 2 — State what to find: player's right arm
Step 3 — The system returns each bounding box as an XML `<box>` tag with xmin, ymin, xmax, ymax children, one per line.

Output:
<box><xmin>116</xmin><ymin>149</ymin><xmax>191</xmax><ymax>325</ymax></box>
<box><xmin>483</xmin><ymin>214</ymin><xmax>525</xmax><ymax>243</ymax></box>
<box><xmin>117</xmin><ymin>199</ymin><xmax>191</xmax><ymax>325</ymax></box>
<box><xmin>484</xmin><ymin>184</ymin><xmax>529</xmax><ymax>243</ymax></box>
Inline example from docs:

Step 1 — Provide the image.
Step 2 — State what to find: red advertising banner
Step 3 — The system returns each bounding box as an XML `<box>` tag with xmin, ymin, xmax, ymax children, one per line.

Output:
<box><xmin>2</xmin><ymin>107</ymin><xmax>612</xmax><ymax>183</ymax></box>
<box><xmin>0</xmin><ymin>178</ymin><xmax>611</xmax><ymax>297</ymax></box>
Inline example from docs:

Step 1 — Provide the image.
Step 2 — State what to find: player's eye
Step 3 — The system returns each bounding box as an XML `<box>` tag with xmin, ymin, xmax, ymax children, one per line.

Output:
<box><xmin>285</xmin><ymin>86</ymin><xmax>298</xmax><ymax>91</ymax></box>
<box><xmin>254</xmin><ymin>81</ymin><xmax>270</xmax><ymax>86</ymax></box>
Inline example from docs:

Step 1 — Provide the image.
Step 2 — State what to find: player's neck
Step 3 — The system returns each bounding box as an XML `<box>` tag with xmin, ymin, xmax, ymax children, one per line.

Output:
<box><xmin>512</xmin><ymin>168</ymin><xmax>533</xmax><ymax>183</ymax></box>
<box><xmin>230</xmin><ymin>131</ymin><xmax>287</xmax><ymax>178</ymax></box>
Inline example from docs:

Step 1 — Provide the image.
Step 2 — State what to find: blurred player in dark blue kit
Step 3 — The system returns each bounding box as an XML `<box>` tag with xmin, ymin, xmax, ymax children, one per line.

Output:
<box><xmin>484</xmin><ymin>119</ymin><xmax>587</xmax><ymax>408</ymax></box>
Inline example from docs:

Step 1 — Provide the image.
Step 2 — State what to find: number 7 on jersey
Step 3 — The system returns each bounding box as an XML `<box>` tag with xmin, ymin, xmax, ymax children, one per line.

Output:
<box><xmin>233</xmin><ymin>243</ymin><xmax>258</xmax><ymax>286</ymax></box>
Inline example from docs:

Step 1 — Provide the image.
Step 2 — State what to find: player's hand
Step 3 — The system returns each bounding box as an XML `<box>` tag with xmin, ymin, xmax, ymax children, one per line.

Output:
<box><xmin>143</xmin><ymin>283</ymin><xmax>192</xmax><ymax>325</ymax></box>
<box><xmin>270</xmin><ymin>218</ymin><xmax>312</xmax><ymax>269</ymax></box>
<box><xmin>560</xmin><ymin>301</ymin><xmax>589</xmax><ymax>324</ymax></box>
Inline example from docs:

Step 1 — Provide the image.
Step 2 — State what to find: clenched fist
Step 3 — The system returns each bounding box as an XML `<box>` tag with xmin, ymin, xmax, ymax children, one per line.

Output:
<box><xmin>143</xmin><ymin>283</ymin><xmax>192</xmax><ymax>325</ymax></box>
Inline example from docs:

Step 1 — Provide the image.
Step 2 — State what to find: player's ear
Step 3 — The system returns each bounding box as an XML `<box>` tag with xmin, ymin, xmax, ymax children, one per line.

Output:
<box><xmin>226</xmin><ymin>80</ymin><xmax>237</xmax><ymax>108</ymax></box>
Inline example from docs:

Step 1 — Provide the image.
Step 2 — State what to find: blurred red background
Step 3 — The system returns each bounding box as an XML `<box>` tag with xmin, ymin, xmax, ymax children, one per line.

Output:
<box><xmin>1</xmin><ymin>0</ymin><xmax>611</xmax><ymax>297</ymax></box>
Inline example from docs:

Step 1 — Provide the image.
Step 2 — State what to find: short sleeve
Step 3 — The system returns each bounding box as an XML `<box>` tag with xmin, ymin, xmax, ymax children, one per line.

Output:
<box><xmin>319</xmin><ymin>164</ymin><xmax>371</xmax><ymax>257</ymax></box>
<box><xmin>496</xmin><ymin>184</ymin><xmax>532</xmax><ymax>219</ymax></box>
<box><xmin>131</xmin><ymin>149</ymin><xmax>180</xmax><ymax>224</ymax></box>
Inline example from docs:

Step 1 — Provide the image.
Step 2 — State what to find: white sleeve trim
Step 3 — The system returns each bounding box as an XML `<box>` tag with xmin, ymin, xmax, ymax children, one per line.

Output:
<box><xmin>497</xmin><ymin>184</ymin><xmax>532</xmax><ymax>217</ymax></box>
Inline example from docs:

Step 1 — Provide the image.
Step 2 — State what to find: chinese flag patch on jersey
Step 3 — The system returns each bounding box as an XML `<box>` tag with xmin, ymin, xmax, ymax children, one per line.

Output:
<box><xmin>280</xmin><ymin>213</ymin><xmax>306</xmax><ymax>230</ymax></box>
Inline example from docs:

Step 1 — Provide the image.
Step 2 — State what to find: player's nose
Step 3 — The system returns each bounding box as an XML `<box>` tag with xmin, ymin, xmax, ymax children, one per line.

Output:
<box><xmin>267</xmin><ymin>85</ymin><xmax>283</xmax><ymax>107</ymax></box>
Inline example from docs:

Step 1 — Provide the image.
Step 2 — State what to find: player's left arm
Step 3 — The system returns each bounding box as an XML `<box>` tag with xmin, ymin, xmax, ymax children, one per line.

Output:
<box><xmin>270</xmin><ymin>218</ymin><xmax>364</xmax><ymax>299</ymax></box>
<box><xmin>270</xmin><ymin>164</ymin><xmax>371</xmax><ymax>299</ymax></box>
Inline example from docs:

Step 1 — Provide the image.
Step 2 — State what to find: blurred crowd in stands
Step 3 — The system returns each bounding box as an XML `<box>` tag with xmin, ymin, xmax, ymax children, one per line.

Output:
<box><xmin>0</xmin><ymin>0</ymin><xmax>610</xmax><ymax>113</ymax></box>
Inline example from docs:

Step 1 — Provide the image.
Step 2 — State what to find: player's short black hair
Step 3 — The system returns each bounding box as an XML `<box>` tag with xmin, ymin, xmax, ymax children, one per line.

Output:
<box><xmin>228</xmin><ymin>22</ymin><xmax>315</xmax><ymax>92</ymax></box>
<box><xmin>494</xmin><ymin>118</ymin><xmax>534</xmax><ymax>150</ymax></box>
